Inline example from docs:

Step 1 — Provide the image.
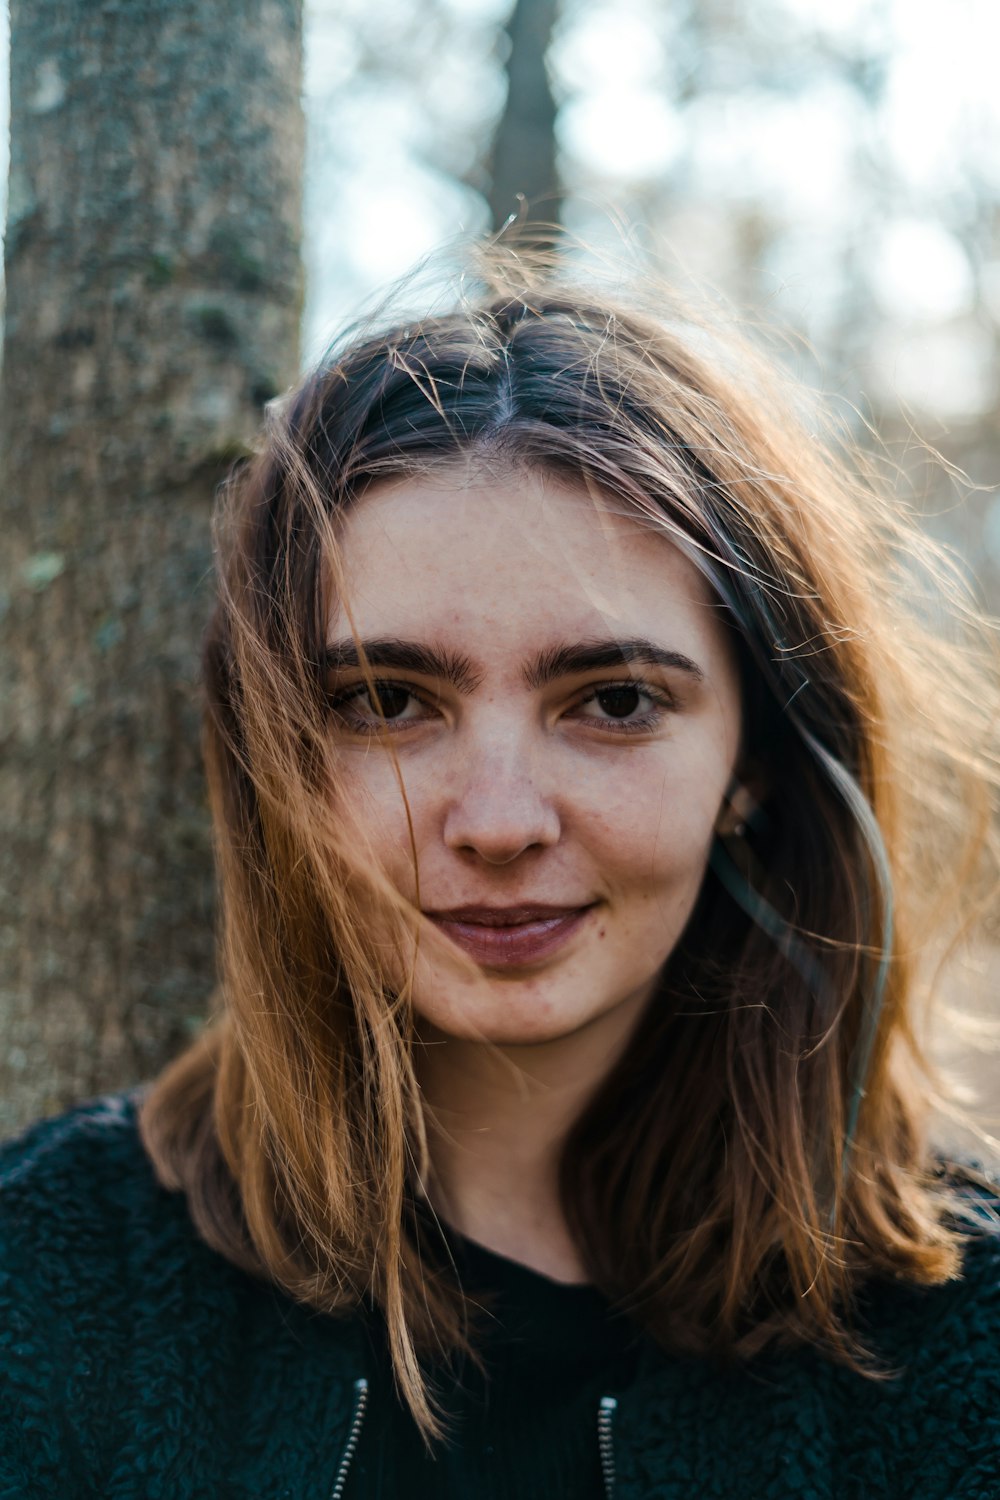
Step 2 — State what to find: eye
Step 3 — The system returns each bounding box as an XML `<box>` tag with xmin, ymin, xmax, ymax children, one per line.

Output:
<box><xmin>591</xmin><ymin>684</ymin><xmax>643</xmax><ymax>719</ymax></box>
<box><xmin>572</xmin><ymin>679</ymin><xmax>674</xmax><ymax>732</ymax></box>
<box><xmin>326</xmin><ymin>679</ymin><xmax>433</xmax><ymax>732</ymax></box>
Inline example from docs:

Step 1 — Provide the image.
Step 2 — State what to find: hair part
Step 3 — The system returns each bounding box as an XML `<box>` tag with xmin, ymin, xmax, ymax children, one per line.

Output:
<box><xmin>140</xmin><ymin>244</ymin><xmax>1000</xmax><ymax>1439</ymax></box>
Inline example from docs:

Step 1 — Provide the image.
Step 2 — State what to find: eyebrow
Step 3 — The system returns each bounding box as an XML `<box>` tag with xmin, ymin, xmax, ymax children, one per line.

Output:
<box><xmin>320</xmin><ymin>635</ymin><xmax>704</xmax><ymax>692</ymax></box>
<box><xmin>525</xmin><ymin>638</ymin><xmax>705</xmax><ymax>689</ymax></box>
<box><xmin>320</xmin><ymin>638</ymin><xmax>483</xmax><ymax>692</ymax></box>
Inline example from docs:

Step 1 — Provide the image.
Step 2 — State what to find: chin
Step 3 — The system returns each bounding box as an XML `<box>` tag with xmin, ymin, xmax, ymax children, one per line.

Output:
<box><xmin>412</xmin><ymin>979</ymin><xmax>631</xmax><ymax>1048</ymax></box>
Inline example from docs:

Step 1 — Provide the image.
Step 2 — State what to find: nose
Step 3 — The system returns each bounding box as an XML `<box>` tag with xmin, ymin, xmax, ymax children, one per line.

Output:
<box><xmin>442</xmin><ymin>740</ymin><xmax>561</xmax><ymax>866</ymax></box>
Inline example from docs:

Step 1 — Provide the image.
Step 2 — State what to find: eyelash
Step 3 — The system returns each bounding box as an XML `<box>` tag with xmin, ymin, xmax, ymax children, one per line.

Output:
<box><xmin>586</xmin><ymin>681</ymin><xmax>676</xmax><ymax>734</ymax></box>
<box><xmin>325</xmin><ymin>678</ymin><xmax>676</xmax><ymax>736</ymax></box>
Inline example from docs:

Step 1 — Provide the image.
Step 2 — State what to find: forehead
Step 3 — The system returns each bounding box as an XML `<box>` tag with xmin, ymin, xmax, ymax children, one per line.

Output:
<box><xmin>328</xmin><ymin>466</ymin><xmax>722</xmax><ymax>650</ymax></box>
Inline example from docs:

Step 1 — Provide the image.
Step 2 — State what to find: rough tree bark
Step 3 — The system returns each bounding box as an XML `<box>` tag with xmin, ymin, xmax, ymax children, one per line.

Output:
<box><xmin>0</xmin><ymin>0</ymin><xmax>304</xmax><ymax>1134</ymax></box>
<box><xmin>488</xmin><ymin>0</ymin><xmax>561</xmax><ymax>235</ymax></box>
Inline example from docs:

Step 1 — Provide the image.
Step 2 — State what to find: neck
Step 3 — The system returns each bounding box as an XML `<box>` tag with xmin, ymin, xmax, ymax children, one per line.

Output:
<box><xmin>414</xmin><ymin>999</ymin><xmax>644</xmax><ymax>1283</ymax></box>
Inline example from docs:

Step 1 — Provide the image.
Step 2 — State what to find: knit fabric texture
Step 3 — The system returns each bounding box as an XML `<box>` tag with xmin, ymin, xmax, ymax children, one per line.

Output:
<box><xmin>1</xmin><ymin>1091</ymin><xmax>998</xmax><ymax>1499</ymax></box>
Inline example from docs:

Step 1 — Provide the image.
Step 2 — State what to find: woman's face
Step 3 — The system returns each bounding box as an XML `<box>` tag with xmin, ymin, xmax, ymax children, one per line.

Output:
<box><xmin>325</xmin><ymin>465</ymin><xmax>743</xmax><ymax>1048</ymax></box>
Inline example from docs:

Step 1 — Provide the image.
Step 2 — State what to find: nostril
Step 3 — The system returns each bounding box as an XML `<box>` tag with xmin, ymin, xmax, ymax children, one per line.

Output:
<box><xmin>442</xmin><ymin>794</ymin><xmax>561</xmax><ymax>863</ymax></box>
<box><xmin>474</xmin><ymin>843</ymin><xmax>539</xmax><ymax>867</ymax></box>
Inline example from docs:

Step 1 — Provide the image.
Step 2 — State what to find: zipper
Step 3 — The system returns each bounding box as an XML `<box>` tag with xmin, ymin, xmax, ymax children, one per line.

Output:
<box><xmin>598</xmin><ymin>1394</ymin><xmax>618</xmax><ymax>1498</ymax></box>
<box><xmin>330</xmin><ymin>1375</ymin><xmax>614</xmax><ymax>1497</ymax></box>
<box><xmin>329</xmin><ymin>1376</ymin><xmax>369</xmax><ymax>1500</ymax></box>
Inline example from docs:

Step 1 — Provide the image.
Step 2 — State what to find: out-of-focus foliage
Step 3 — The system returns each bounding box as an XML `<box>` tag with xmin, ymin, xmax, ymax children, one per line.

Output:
<box><xmin>301</xmin><ymin>0</ymin><xmax>501</xmax><ymax>356</ymax></box>
<box><xmin>2</xmin><ymin>0</ymin><xmax>997</xmax><ymax>590</ymax></box>
<box><xmin>301</xmin><ymin>0</ymin><xmax>1000</xmax><ymax>605</ymax></box>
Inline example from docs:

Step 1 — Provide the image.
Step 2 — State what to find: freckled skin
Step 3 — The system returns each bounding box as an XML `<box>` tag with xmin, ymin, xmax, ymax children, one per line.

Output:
<box><xmin>328</xmin><ymin>467</ymin><xmax>743</xmax><ymax>1050</ymax></box>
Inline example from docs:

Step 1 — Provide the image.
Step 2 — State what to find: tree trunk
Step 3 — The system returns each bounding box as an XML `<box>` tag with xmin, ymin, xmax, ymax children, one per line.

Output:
<box><xmin>488</xmin><ymin>0</ymin><xmax>561</xmax><ymax>236</ymax></box>
<box><xmin>0</xmin><ymin>0</ymin><xmax>304</xmax><ymax>1134</ymax></box>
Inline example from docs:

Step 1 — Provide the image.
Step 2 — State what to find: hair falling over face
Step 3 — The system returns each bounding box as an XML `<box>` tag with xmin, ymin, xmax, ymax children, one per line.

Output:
<box><xmin>139</xmin><ymin>239</ymin><xmax>1000</xmax><ymax>1440</ymax></box>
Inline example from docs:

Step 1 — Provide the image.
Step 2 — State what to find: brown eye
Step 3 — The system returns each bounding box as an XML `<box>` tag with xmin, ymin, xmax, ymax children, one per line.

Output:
<box><xmin>370</xmin><ymin>684</ymin><xmax>411</xmax><ymax>719</ymax></box>
<box><xmin>326</xmin><ymin>680</ymin><xmax>420</xmax><ymax>729</ymax></box>
<box><xmin>595</xmin><ymin>685</ymin><xmax>642</xmax><ymax>719</ymax></box>
<box><xmin>572</xmin><ymin>679</ymin><xmax>674</xmax><ymax>734</ymax></box>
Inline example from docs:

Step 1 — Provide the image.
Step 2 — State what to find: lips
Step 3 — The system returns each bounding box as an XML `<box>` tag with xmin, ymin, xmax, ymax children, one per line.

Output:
<box><xmin>426</xmin><ymin>903</ymin><xmax>589</xmax><ymax>926</ymax></box>
<box><xmin>423</xmin><ymin>903</ymin><xmax>596</xmax><ymax>967</ymax></box>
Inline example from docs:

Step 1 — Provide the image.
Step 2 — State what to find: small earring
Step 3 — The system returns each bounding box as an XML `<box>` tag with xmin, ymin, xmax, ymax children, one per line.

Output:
<box><xmin>732</xmin><ymin>820</ymin><xmax>747</xmax><ymax>838</ymax></box>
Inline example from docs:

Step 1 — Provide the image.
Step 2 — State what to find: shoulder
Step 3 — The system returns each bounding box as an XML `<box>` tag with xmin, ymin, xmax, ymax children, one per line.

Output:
<box><xmin>0</xmin><ymin>1086</ymin><xmax>274</xmax><ymax>1327</ymax></box>
<box><xmin>621</xmin><ymin>1173</ymin><xmax>1000</xmax><ymax>1499</ymax></box>
<box><xmin>0</xmin><ymin>1090</ymin><xmax>213</xmax><ymax>1350</ymax></box>
<box><xmin>839</xmin><ymin>1162</ymin><xmax>1000</xmax><ymax>1491</ymax></box>
<box><xmin>919</xmin><ymin>1157</ymin><xmax>1000</xmax><ymax>1327</ymax></box>
<box><xmin>1</xmin><ymin>1088</ymin><xmax>149</xmax><ymax>1203</ymax></box>
<box><xmin>0</xmin><ymin>1089</ymin><xmax>189</xmax><ymax>1276</ymax></box>
<box><xmin>0</xmin><ymin>1092</ymin><xmax>198</xmax><ymax>1491</ymax></box>
<box><xmin>0</xmin><ymin>1087</ymin><xmax>260</xmax><ymax>1395</ymax></box>
<box><xmin>857</xmin><ymin>1161</ymin><xmax>1000</xmax><ymax>1354</ymax></box>
<box><xmin>916</xmin><ymin>1160</ymin><xmax>1000</xmax><ymax>1364</ymax></box>
<box><xmin>0</xmin><ymin>1092</ymin><xmax>366</xmax><ymax>1496</ymax></box>
<box><xmin>950</xmin><ymin>1158</ymin><xmax>1000</xmax><ymax>1247</ymax></box>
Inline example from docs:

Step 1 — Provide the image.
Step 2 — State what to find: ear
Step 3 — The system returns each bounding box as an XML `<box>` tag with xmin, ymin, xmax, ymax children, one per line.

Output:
<box><xmin>715</xmin><ymin>763</ymin><xmax>769</xmax><ymax>838</ymax></box>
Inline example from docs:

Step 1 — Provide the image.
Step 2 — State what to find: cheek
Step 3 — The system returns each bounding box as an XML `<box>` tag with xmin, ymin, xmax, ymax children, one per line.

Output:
<box><xmin>581</xmin><ymin>769</ymin><xmax>721</xmax><ymax>988</ymax></box>
<box><xmin>579</xmin><ymin>751</ymin><xmax>726</xmax><ymax>892</ymax></box>
<box><xmin>330</xmin><ymin>762</ymin><xmax>421</xmax><ymax>884</ymax></box>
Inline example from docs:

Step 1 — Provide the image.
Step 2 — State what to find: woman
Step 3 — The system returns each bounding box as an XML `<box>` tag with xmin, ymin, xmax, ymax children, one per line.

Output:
<box><xmin>2</xmin><ymin>253</ymin><xmax>999</xmax><ymax>1498</ymax></box>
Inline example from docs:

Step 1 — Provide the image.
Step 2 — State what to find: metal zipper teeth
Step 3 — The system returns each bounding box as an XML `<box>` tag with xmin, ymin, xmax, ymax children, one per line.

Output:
<box><xmin>331</xmin><ymin>1376</ymin><xmax>615</xmax><ymax>1497</ymax></box>
<box><xmin>329</xmin><ymin>1377</ymin><xmax>369</xmax><ymax>1500</ymax></box>
<box><xmin>598</xmin><ymin>1394</ymin><xmax>618</xmax><ymax>1499</ymax></box>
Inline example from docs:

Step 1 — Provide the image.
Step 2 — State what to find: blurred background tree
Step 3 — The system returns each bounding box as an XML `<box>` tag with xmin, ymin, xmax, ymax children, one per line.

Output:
<box><xmin>487</xmin><ymin>0</ymin><xmax>560</xmax><ymax>232</ymax></box>
<box><xmin>1</xmin><ymin>0</ymin><xmax>997</xmax><ymax>1135</ymax></box>
<box><xmin>301</xmin><ymin>0</ymin><xmax>1000</xmax><ymax>608</ymax></box>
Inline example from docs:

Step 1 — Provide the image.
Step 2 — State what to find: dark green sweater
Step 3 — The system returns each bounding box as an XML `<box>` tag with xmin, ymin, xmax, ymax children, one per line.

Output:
<box><xmin>345</xmin><ymin>1224</ymin><xmax>641</xmax><ymax>1497</ymax></box>
<box><xmin>1</xmin><ymin>1092</ymin><xmax>998</xmax><ymax>1499</ymax></box>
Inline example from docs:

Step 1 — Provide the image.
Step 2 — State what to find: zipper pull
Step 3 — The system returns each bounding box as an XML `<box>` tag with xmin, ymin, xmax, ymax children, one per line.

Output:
<box><xmin>329</xmin><ymin>1376</ymin><xmax>369</xmax><ymax>1500</ymax></box>
<box><xmin>598</xmin><ymin>1394</ymin><xmax>618</xmax><ymax>1499</ymax></box>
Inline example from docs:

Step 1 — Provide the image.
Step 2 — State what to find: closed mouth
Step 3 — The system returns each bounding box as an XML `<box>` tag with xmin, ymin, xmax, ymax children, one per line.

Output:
<box><xmin>421</xmin><ymin>904</ymin><xmax>597</xmax><ymax>968</ymax></box>
<box><xmin>423</xmin><ymin>903</ymin><xmax>595</xmax><ymax>927</ymax></box>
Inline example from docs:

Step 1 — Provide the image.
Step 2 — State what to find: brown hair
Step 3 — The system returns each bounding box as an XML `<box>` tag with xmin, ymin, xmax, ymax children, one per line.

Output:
<box><xmin>140</xmin><ymin>246</ymin><xmax>1000</xmax><ymax>1436</ymax></box>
